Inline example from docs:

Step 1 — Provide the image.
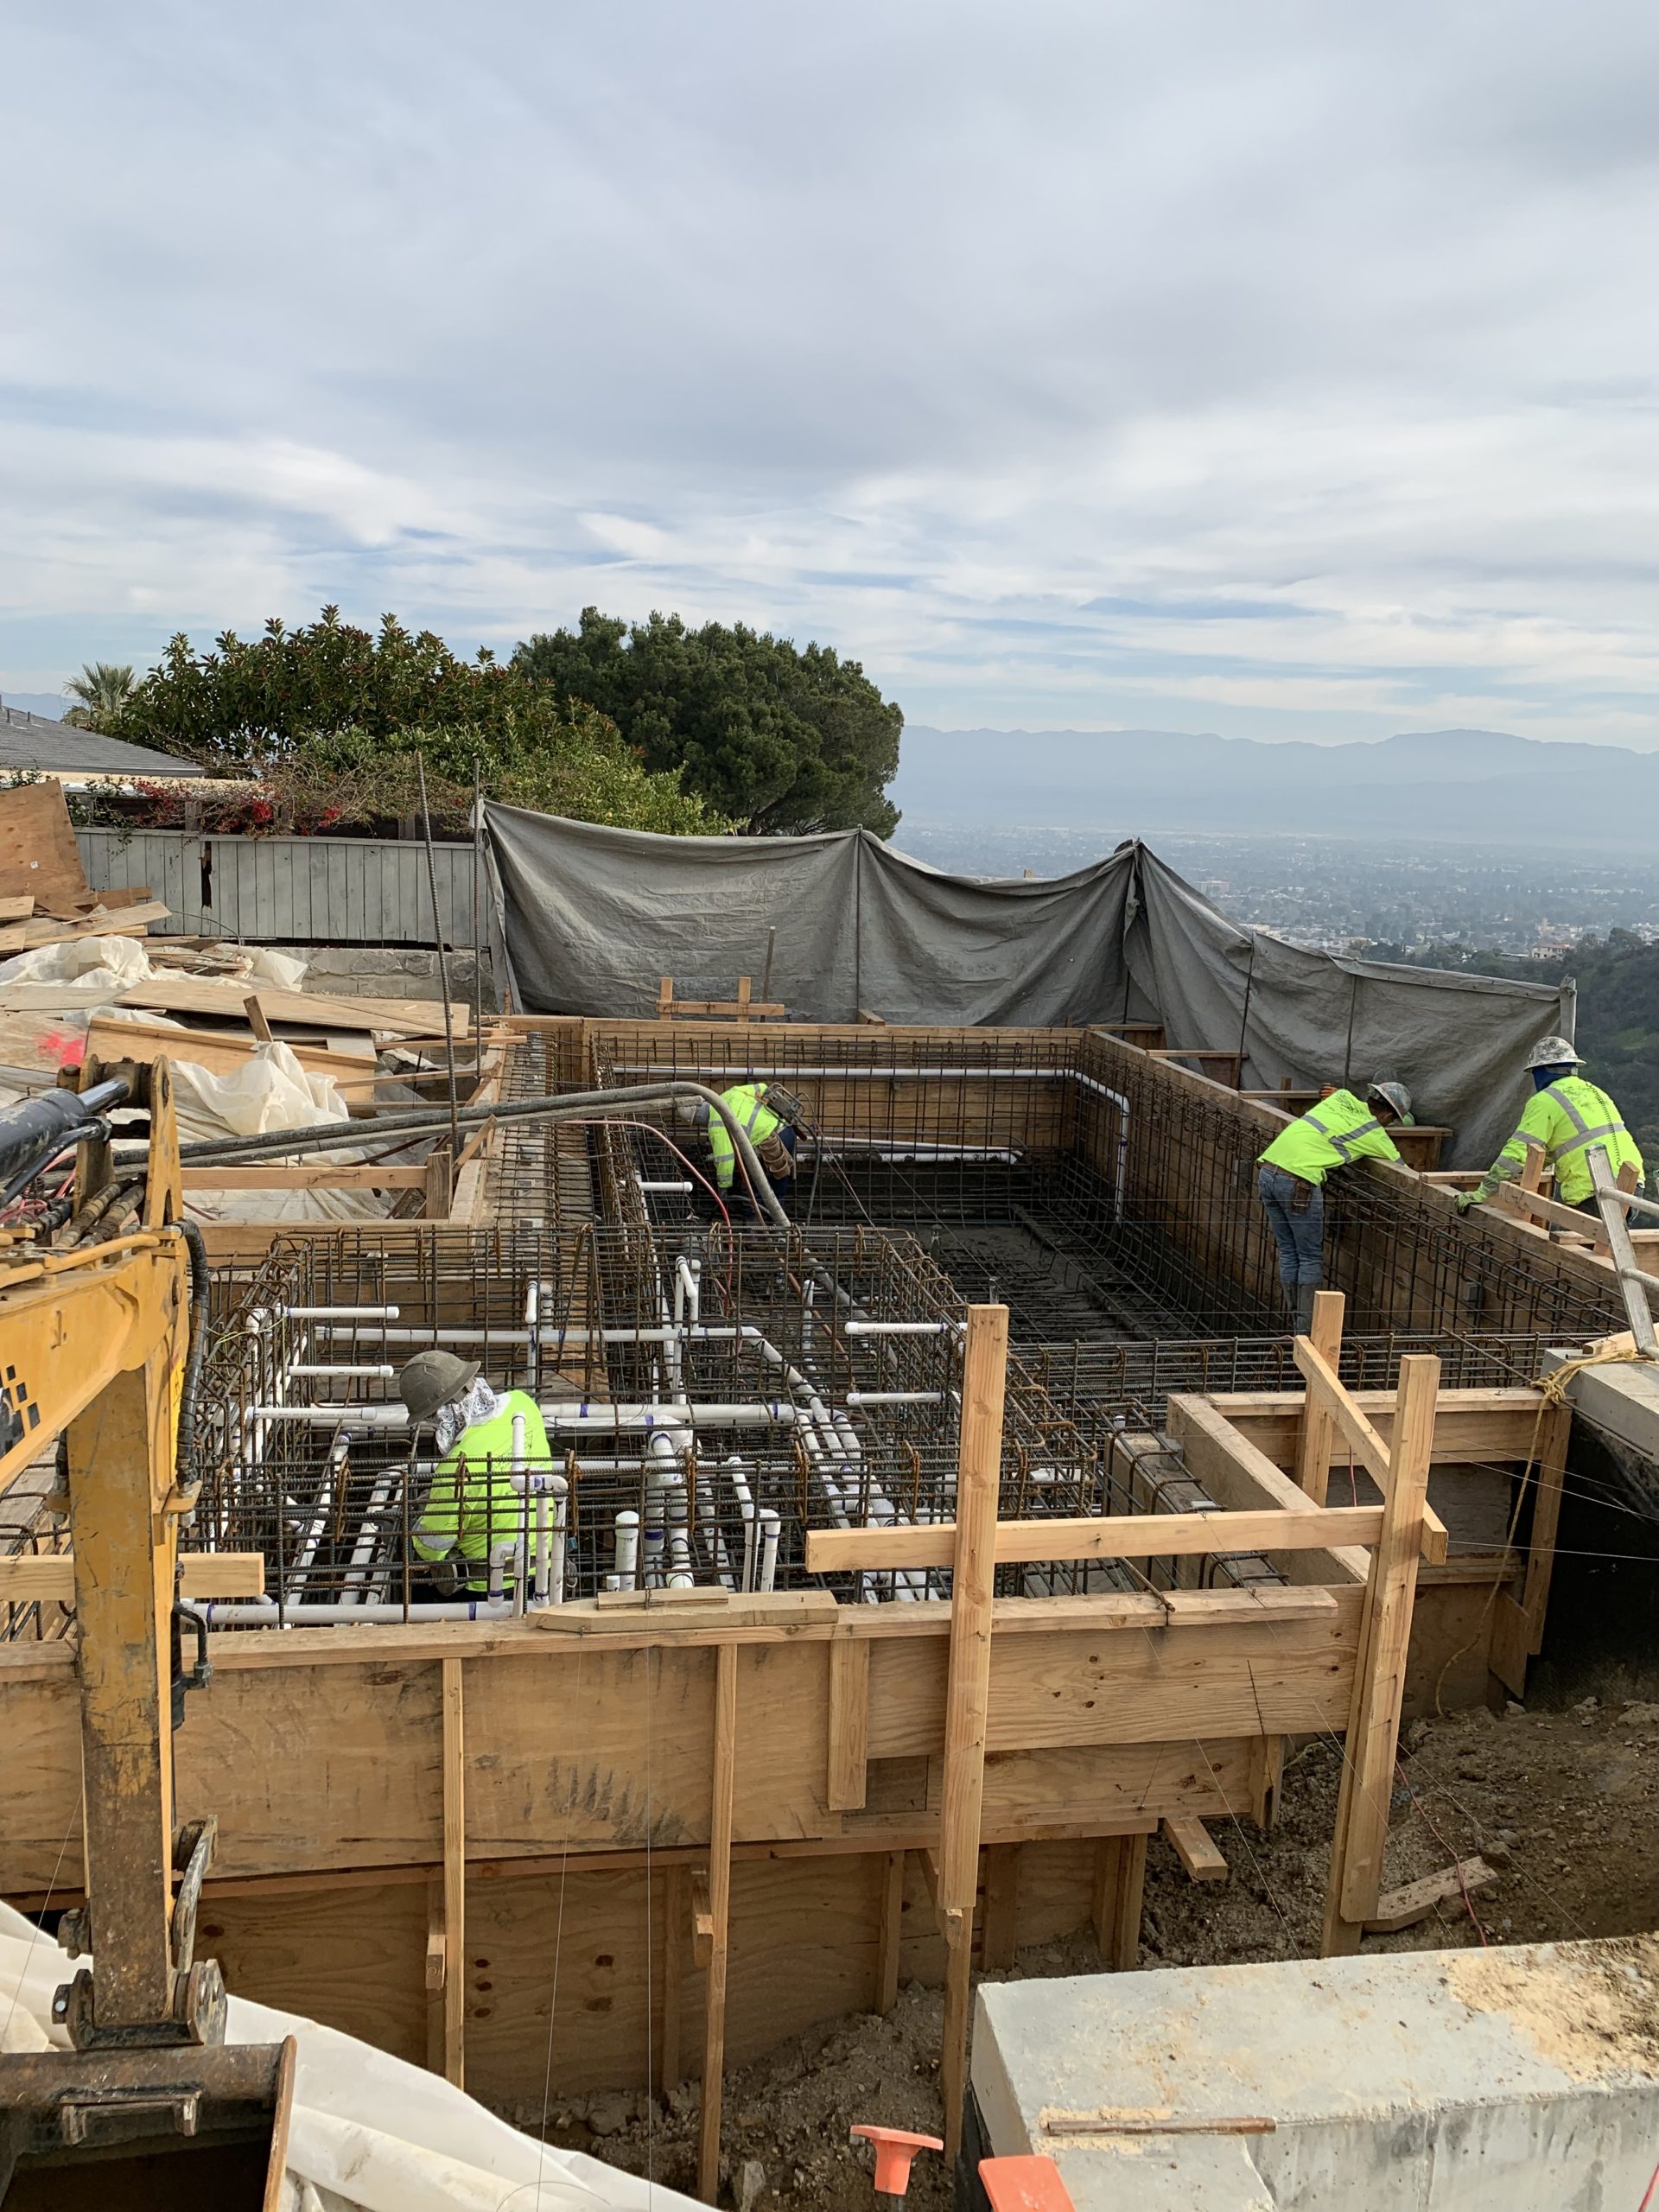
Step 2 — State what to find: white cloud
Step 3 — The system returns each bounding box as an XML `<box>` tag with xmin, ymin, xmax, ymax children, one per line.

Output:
<box><xmin>3</xmin><ymin>0</ymin><xmax>1659</xmax><ymax>743</ymax></box>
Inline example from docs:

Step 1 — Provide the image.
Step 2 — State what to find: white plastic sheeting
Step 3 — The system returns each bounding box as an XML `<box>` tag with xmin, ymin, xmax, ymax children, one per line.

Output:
<box><xmin>0</xmin><ymin>1902</ymin><xmax>698</xmax><ymax>2212</ymax></box>
<box><xmin>484</xmin><ymin>814</ymin><xmax>1572</xmax><ymax>1166</ymax></box>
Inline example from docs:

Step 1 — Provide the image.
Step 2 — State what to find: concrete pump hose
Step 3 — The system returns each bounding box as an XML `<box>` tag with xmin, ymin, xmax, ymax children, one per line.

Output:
<box><xmin>116</xmin><ymin>1082</ymin><xmax>794</xmax><ymax>1229</ymax></box>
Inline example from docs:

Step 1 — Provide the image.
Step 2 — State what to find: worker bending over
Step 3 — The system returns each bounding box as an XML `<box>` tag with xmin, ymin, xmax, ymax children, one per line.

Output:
<box><xmin>1457</xmin><ymin>1036</ymin><xmax>1643</xmax><ymax>1217</ymax></box>
<box><xmin>403</xmin><ymin>1350</ymin><xmax>553</xmax><ymax>1597</ymax></box>
<box><xmin>684</xmin><ymin>1081</ymin><xmax>799</xmax><ymax>1215</ymax></box>
<box><xmin>1256</xmin><ymin>1080</ymin><xmax>1414</xmax><ymax>1332</ymax></box>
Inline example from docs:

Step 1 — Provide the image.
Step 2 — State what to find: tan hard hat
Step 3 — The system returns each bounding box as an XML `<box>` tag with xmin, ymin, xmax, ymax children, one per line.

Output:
<box><xmin>398</xmin><ymin>1349</ymin><xmax>480</xmax><ymax>1423</ymax></box>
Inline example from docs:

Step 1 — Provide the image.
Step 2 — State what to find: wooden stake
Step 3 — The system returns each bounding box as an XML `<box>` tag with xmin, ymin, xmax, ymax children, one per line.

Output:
<box><xmin>826</xmin><ymin>1636</ymin><xmax>870</xmax><ymax>1812</ymax></box>
<box><xmin>981</xmin><ymin>1843</ymin><xmax>1020</xmax><ymax>1970</ymax></box>
<box><xmin>1110</xmin><ymin>1832</ymin><xmax>1147</xmax><ymax>1970</ymax></box>
<box><xmin>1294</xmin><ymin>1290</ymin><xmax>1344</xmax><ymax>1503</ymax></box>
<box><xmin>1322</xmin><ymin>1354</ymin><xmax>1437</xmax><ymax>1955</ymax></box>
<box><xmin>441</xmin><ymin>1655</ymin><xmax>466</xmax><ymax>2087</ymax></box>
<box><xmin>1090</xmin><ymin>1837</ymin><xmax>1122</xmax><ymax>1961</ymax></box>
<box><xmin>874</xmin><ymin>1850</ymin><xmax>906</xmax><ymax>2015</ymax></box>
<box><xmin>697</xmin><ymin>1642</ymin><xmax>739</xmax><ymax>2202</ymax></box>
<box><xmin>939</xmin><ymin>1303</ymin><xmax>1008</xmax><ymax>2161</ymax></box>
<box><xmin>661</xmin><ymin>1865</ymin><xmax>683</xmax><ymax>2096</ymax></box>
<box><xmin>243</xmin><ymin>992</ymin><xmax>274</xmax><ymax>1041</ymax></box>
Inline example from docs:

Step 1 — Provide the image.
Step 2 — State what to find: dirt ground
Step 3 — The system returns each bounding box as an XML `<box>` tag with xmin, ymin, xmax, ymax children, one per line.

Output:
<box><xmin>540</xmin><ymin>1685</ymin><xmax>1659</xmax><ymax>2209</ymax></box>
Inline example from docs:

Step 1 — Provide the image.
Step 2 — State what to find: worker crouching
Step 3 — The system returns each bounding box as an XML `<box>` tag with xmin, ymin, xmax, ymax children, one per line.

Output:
<box><xmin>683</xmin><ymin>1082</ymin><xmax>799</xmax><ymax>1217</ymax></box>
<box><xmin>1255</xmin><ymin>1080</ymin><xmax>1414</xmax><ymax>1334</ymax></box>
<box><xmin>401</xmin><ymin>1349</ymin><xmax>554</xmax><ymax>1599</ymax></box>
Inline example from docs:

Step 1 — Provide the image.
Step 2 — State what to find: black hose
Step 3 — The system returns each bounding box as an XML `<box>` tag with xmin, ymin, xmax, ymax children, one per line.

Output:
<box><xmin>173</xmin><ymin>1218</ymin><xmax>211</xmax><ymax>1501</ymax></box>
<box><xmin>0</xmin><ymin>1078</ymin><xmax>130</xmax><ymax>1207</ymax></box>
<box><xmin>113</xmin><ymin>1081</ymin><xmax>795</xmax><ymax>1228</ymax></box>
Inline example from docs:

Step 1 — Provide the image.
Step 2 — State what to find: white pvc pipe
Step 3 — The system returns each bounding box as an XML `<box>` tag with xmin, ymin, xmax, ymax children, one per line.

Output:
<box><xmin>282</xmin><ymin>1306</ymin><xmax>402</xmax><ymax>1320</ymax></box>
<box><xmin>200</xmin><ymin>1598</ymin><xmax>512</xmax><ymax>1625</ymax></box>
<box><xmin>757</xmin><ymin>1508</ymin><xmax>781</xmax><ymax>1592</ymax></box>
<box><xmin>638</xmin><ymin>1177</ymin><xmax>694</xmax><ymax>1195</ymax></box>
<box><xmin>288</xmin><ymin>1364</ymin><xmax>397</xmax><ymax>1380</ymax></box>
<box><xmin>842</xmin><ymin>1320</ymin><xmax>958</xmax><ymax>1336</ymax></box>
<box><xmin>243</xmin><ymin>1401</ymin><xmax>804</xmax><ymax>1431</ymax></box>
<box><xmin>843</xmin><ymin>1391</ymin><xmax>944</xmax><ymax>1406</ymax></box>
<box><xmin>613</xmin><ymin>1509</ymin><xmax>639</xmax><ymax>1586</ymax></box>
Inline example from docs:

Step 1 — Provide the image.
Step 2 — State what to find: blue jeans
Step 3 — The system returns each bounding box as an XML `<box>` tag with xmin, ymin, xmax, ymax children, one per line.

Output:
<box><xmin>1257</xmin><ymin>1163</ymin><xmax>1324</xmax><ymax>1288</ymax></box>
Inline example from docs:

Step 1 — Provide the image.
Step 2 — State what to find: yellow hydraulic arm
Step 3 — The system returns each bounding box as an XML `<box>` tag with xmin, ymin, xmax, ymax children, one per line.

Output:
<box><xmin>0</xmin><ymin>1058</ymin><xmax>292</xmax><ymax>2204</ymax></box>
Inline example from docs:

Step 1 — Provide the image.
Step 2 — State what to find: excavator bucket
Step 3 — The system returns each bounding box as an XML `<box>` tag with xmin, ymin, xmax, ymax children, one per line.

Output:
<box><xmin>0</xmin><ymin>2037</ymin><xmax>294</xmax><ymax>2209</ymax></box>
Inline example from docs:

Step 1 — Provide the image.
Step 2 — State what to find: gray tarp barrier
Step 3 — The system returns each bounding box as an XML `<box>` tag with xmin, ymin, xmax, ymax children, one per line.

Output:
<box><xmin>483</xmin><ymin>807</ymin><xmax>1572</xmax><ymax>1166</ymax></box>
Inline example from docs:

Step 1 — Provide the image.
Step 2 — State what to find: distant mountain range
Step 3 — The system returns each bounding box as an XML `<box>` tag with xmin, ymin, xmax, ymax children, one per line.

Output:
<box><xmin>892</xmin><ymin>727</ymin><xmax>1647</xmax><ymax>848</ymax></box>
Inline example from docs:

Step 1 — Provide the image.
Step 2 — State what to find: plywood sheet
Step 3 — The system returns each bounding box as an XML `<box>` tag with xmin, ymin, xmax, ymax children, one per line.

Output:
<box><xmin>0</xmin><ymin>784</ymin><xmax>89</xmax><ymax>906</ymax></box>
<box><xmin>86</xmin><ymin>1014</ymin><xmax>374</xmax><ymax>1081</ymax></box>
<box><xmin>115</xmin><ymin>978</ymin><xmax>469</xmax><ymax>1039</ymax></box>
<box><xmin>0</xmin><ymin>902</ymin><xmax>168</xmax><ymax>954</ymax></box>
<box><xmin>207</xmin><ymin>1880</ymin><xmax>428</xmax><ymax>2066</ymax></box>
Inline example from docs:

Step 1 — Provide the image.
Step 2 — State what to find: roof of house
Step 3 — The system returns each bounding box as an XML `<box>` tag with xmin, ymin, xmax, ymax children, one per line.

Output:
<box><xmin>0</xmin><ymin>702</ymin><xmax>206</xmax><ymax>779</ymax></box>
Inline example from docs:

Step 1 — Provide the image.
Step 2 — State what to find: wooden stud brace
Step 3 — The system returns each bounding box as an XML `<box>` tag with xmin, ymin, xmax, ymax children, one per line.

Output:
<box><xmin>697</xmin><ymin>1642</ymin><xmax>739</xmax><ymax>2203</ymax></box>
<box><xmin>826</xmin><ymin>1636</ymin><xmax>870</xmax><ymax>1812</ymax></box>
<box><xmin>441</xmin><ymin>1656</ymin><xmax>466</xmax><ymax>2088</ymax></box>
<box><xmin>806</xmin><ymin>1503</ymin><xmax>1407</xmax><ymax>1573</ymax></box>
<box><xmin>1162</xmin><ymin>1816</ymin><xmax>1228</xmax><ymax>1885</ymax></box>
<box><xmin>1322</xmin><ymin>1354</ymin><xmax>1437</xmax><ymax>1955</ymax></box>
<box><xmin>0</xmin><ymin>1551</ymin><xmax>265</xmax><ymax>1602</ymax></box>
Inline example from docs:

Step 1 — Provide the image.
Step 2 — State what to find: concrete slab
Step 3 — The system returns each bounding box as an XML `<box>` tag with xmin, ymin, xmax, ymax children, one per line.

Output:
<box><xmin>973</xmin><ymin>1936</ymin><xmax>1659</xmax><ymax>2209</ymax></box>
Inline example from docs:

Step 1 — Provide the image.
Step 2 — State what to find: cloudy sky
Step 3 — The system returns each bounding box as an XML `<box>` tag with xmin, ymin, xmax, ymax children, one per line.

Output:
<box><xmin>5</xmin><ymin>1</ymin><xmax>1659</xmax><ymax>744</ymax></box>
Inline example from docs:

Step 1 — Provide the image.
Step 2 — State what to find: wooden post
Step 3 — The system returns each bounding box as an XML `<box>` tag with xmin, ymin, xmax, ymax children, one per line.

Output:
<box><xmin>1294</xmin><ymin>1290</ymin><xmax>1345</xmax><ymax>1503</ymax></box>
<box><xmin>424</xmin><ymin>1875</ymin><xmax>446</xmax><ymax>2074</ymax></box>
<box><xmin>442</xmin><ymin>1656</ymin><xmax>466</xmax><ymax>2087</ymax></box>
<box><xmin>1520</xmin><ymin>1399</ymin><xmax>1573</xmax><ymax>1656</ymax></box>
<box><xmin>875</xmin><ymin>1850</ymin><xmax>906</xmax><ymax>2014</ymax></box>
<box><xmin>67</xmin><ymin>1351</ymin><xmax>176</xmax><ymax>2030</ymax></box>
<box><xmin>661</xmin><ymin>1864</ymin><xmax>684</xmax><ymax>2096</ymax></box>
<box><xmin>939</xmin><ymin>1303</ymin><xmax>1008</xmax><ymax>2163</ymax></box>
<box><xmin>697</xmin><ymin>1642</ymin><xmax>739</xmax><ymax>2203</ymax></box>
<box><xmin>1109</xmin><ymin>1834</ymin><xmax>1147</xmax><ymax>1970</ymax></box>
<box><xmin>1322</xmin><ymin>1354</ymin><xmax>1437</xmax><ymax>1955</ymax></box>
<box><xmin>243</xmin><ymin>992</ymin><xmax>274</xmax><ymax>1041</ymax></box>
<box><xmin>424</xmin><ymin>1147</ymin><xmax>453</xmax><ymax>1220</ymax></box>
<box><xmin>981</xmin><ymin>1844</ymin><xmax>1020</xmax><ymax>1972</ymax></box>
<box><xmin>826</xmin><ymin>1636</ymin><xmax>869</xmax><ymax>1811</ymax></box>
<box><xmin>1090</xmin><ymin>1837</ymin><xmax>1121</xmax><ymax>1961</ymax></box>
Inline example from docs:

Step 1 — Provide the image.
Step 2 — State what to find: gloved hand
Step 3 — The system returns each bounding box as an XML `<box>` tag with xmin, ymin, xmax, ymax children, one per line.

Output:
<box><xmin>1454</xmin><ymin>1190</ymin><xmax>1480</xmax><ymax>1214</ymax></box>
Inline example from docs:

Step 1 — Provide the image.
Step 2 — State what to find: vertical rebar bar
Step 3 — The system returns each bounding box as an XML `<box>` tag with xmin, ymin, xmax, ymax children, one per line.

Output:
<box><xmin>416</xmin><ymin>751</ymin><xmax>462</xmax><ymax>1184</ymax></box>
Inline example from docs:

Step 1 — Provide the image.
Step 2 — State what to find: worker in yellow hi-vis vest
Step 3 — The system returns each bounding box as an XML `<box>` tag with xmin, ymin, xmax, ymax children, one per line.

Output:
<box><xmin>1457</xmin><ymin>1035</ymin><xmax>1643</xmax><ymax>1218</ymax></box>
<box><xmin>1256</xmin><ymin>1079</ymin><xmax>1414</xmax><ymax>1334</ymax></box>
<box><xmin>682</xmin><ymin>1081</ymin><xmax>800</xmax><ymax>1216</ymax></box>
<box><xmin>403</xmin><ymin>1350</ymin><xmax>553</xmax><ymax>1597</ymax></box>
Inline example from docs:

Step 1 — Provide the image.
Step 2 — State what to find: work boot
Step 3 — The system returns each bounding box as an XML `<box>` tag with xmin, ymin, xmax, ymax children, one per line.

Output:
<box><xmin>1294</xmin><ymin>1282</ymin><xmax>1318</xmax><ymax>1336</ymax></box>
<box><xmin>1281</xmin><ymin>1281</ymin><xmax>1300</xmax><ymax>1332</ymax></box>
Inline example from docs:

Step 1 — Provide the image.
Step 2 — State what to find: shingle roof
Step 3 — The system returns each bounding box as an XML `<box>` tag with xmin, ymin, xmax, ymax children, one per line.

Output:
<box><xmin>0</xmin><ymin>702</ymin><xmax>205</xmax><ymax>778</ymax></box>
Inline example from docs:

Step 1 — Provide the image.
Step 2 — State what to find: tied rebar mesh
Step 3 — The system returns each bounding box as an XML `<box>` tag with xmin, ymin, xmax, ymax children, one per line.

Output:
<box><xmin>175</xmin><ymin>1024</ymin><xmax>1623</xmax><ymax>1629</ymax></box>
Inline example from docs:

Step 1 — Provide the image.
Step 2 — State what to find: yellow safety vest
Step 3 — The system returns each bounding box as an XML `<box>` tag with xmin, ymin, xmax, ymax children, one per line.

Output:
<box><xmin>1490</xmin><ymin>1076</ymin><xmax>1643</xmax><ymax>1205</ymax></box>
<box><xmin>412</xmin><ymin>1389</ymin><xmax>552</xmax><ymax>1586</ymax></box>
<box><xmin>1258</xmin><ymin>1089</ymin><xmax>1402</xmax><ymax>1187</ymax></box>
<box><xmin>706</xmin><ymin>1083</ymin><xmax>782</xmax><ymax>1192</ymax></box>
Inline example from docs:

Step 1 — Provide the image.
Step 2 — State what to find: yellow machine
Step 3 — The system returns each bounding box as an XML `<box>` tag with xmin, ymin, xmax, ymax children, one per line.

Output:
<box><xmin>0</xmin><ymin>1058</ymin><xmax>292</xmax><ymax>2207</ymax></box>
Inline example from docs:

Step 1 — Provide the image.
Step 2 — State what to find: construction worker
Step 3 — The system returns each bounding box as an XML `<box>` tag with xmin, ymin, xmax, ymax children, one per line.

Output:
<box><xmin>1456</xmin><ymin>1036</ymin><xmax>1643</xmax><ymax>1217</ymax></box>
<box><xmin>1256</xmin><ymin>1079</ymin><xmax>1414</xmax><ymax>1332</ymax></box>
<box><xmin>402</xmin><ymin>1350</ymin><xmax>553</xmax><ymax>1596</ymax></box>
<box><xmin>683</xmin><ymin>1082</ymin><xmax>799</xmax><ymax>1215</ymax></box>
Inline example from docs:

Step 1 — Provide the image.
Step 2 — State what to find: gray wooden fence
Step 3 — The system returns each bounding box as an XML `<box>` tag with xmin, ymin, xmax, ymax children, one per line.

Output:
<box><xmin>75</xmin><ymin>829</ymin><xmax>482</xmax><ymax>945</ymax></box>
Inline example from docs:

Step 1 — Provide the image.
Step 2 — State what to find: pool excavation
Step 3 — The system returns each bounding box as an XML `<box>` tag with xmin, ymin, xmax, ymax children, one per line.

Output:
<box><xmin>6</xmin><ymin>1011</ymin><xmax>1659</xmax><ymax>2207</ymax></box>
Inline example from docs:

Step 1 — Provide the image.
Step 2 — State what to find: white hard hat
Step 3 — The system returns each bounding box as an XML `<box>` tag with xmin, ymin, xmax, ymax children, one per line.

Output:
<box><xmin>1523</xmin><ymin>1034</ymin><xmax>1581</xmax><ymax>1071</ymax></box>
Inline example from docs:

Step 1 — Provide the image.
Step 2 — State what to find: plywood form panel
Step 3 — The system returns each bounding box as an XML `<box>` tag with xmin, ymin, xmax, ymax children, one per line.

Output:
<box><xmin>461</xmin><ymin>1642</ymin><xmax>835</xmax><ymax>1856</ymax></box>
<box><xmin>864</xmin><ymin>1605</ymin><xmax>1360</xmax><ymax>1758</ymax></box>
<box><xmin>3</xmin><ymin>1670</ymin><xmax>86</xmax><ymax>1891</ymax></box>
<box><xmin>206</xmin><ymin>1880</ymin><xmax>429</xmax><ymax>2065</ymax></box>
<box><xmin>173</xmin><ymin>1659</ymin><xmax>442</xmax><ymax>1876</ymax></box>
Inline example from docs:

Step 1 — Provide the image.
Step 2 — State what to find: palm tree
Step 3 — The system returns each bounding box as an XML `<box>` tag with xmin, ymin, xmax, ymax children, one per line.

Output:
<box><xmin>61</xmin><ymin>662</ymin><xmax>137</xmax><ymax>731</ymax></box>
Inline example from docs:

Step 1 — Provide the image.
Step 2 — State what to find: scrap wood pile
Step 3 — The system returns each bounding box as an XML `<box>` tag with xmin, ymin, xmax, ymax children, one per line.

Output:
<box><xmin>0</xmin><ymin>782</ymin><xmax>482</xmax><ymax>1226</ymax></box>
